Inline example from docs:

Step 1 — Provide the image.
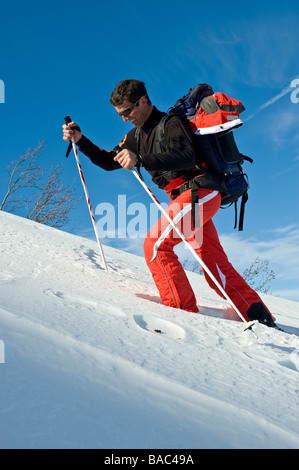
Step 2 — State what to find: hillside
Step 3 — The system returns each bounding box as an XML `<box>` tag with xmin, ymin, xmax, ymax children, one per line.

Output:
<box><xmin>0</xmin><ymin>211</ymin><xmax>298</xmax><ymax>449</ymax></box>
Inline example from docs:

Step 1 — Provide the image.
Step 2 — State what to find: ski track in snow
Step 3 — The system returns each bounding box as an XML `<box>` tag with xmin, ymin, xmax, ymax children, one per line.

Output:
<box><xmin>0</xmin><ymin>211</ymin><xmax>298</xmax><ymax>449</ymax></box>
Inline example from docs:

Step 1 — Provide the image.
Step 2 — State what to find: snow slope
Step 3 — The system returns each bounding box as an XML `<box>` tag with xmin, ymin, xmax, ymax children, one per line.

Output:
<box><xmin>0</xmin><ymin>211</ymin><xmax>298</xmax><ymax>449</ymax></box>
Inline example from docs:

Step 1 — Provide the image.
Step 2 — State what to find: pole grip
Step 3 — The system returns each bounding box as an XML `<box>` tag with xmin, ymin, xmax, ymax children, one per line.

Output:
<box><xmin>64</xmin><ymin>116</ymin><xmax>72</xmax><ymax>125</ymax></box>
<box><xmin>64</xmin><ymin>116</ymin><xmax>73</xmax><ymax>157</ymax></box>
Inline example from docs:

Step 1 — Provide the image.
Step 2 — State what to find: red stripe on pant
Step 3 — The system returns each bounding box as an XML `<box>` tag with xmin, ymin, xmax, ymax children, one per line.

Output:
<box><xmin>143</xmin><ymin>188</ymin><xmax>269</xmax><ymax>320</ymax></box>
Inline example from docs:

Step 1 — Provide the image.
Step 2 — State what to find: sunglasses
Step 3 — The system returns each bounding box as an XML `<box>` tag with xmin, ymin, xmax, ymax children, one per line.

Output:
<box><xmin>117</xmin><ymin>99</ymin><xmax>140</xmax><ymax>117</ymax></box>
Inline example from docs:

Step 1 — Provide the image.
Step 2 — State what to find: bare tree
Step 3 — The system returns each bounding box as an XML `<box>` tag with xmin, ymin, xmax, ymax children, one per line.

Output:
<box><xmin>0</xmin><ymin>141</ymin><xmax>82</xmax><ymax>228</ymax></box>
<box><xmin>182</xmin><ymin>255</ymin><xmax>276</xmax><ymax>294</ymax></box>
<box><xmin>242</xmin><ymin>257</ymin><xmax>276</xmax><ymax>294</ymax></box>
<box><xmin>182</xmin><ymin>259</ymin><xmax>204</xmax><ymax>274</ymax></box>
<box><xmin>0</xmin><ymin>142</ymin><xmax>45</xmax><ymax>212</ymax></box>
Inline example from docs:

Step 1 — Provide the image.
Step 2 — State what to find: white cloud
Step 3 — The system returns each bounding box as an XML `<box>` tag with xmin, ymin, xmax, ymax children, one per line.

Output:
<box><xmin>244</xmin><ymin>85</ymin><xmax>294</xmax><ymax>123</ymax></box>
<box><xmin>219</xmin><ymin>225</ymin><xmax>299</xmax><ymax>301</ymax></box>
<box><xmin>186</xmin><ymin>16</ymin><xmax>299</xmax><ymax>90</ymax></box>
<box><xmin>220</xmin><ymin>226</ymin><xmax>299</xmax><ymax>276</ymax></box>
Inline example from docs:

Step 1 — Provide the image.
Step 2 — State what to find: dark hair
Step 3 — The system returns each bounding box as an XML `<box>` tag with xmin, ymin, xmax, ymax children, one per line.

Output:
<box><xmin>110</xmin><ymin>79</ymin><xmax>151</xmax><ymax>106</ymax></box>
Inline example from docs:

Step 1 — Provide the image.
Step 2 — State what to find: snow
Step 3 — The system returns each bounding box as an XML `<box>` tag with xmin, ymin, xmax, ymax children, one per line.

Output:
<box><xmin>0</xmin><ymin>210</ymin><xmax>298</xmax><ymax>449</ymax></box>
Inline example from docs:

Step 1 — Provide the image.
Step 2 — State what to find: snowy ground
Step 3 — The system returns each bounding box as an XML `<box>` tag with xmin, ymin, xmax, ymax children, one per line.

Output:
<box><xmin>0</xmin><ymin>211</ymin><xmax>298</xmax><ymax>449</ymax></box>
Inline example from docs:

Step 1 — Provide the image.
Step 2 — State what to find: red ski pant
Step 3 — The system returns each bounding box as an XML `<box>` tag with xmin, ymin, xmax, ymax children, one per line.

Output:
<box><xmin>143</xmin><ymin>188</ymin><xmax>266</xmax><ymax>320</ymax></box>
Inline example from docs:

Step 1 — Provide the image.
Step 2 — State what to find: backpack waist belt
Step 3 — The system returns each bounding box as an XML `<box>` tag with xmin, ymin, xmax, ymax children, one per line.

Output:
<box><xmin>170</xmin><ymin>176</ymin><xmax>206</xmax><ymax>229</ymax></box>
<box><xmin>171</xmin><ymin>177</ymin><xmax>248</xmax><ymax>231</ymax></box>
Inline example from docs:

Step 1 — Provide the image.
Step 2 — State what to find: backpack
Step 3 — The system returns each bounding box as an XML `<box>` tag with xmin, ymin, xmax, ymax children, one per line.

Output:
<box><xmin>152</xmin><ymin>83</ymin><xmax>253</xmax><ymax>231</ymax></box>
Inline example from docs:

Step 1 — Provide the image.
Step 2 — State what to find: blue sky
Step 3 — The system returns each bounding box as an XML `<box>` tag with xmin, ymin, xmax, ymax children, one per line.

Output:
<box><xmin>0</xmin><ymin>0</ymin><xmax>299</xmax><ymax>301</ymax></box>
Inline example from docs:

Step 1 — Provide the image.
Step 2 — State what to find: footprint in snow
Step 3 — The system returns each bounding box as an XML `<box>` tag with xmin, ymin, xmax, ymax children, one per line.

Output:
<box><xmin>133</xmin><ymin>314</ymin><xmax>186</xmax><ymax>340</ymax></box>
<box><xmin>0</xmin><ymin>271</ymin><xmax>16</xmax><ymax>282</ymax></box>
<box><xmin>243</xmin><ymin>350</ymin><xmax>299</xmax><ymax>372</ymax></box>
<box><xmin>43</xmin><ymin>289</ymin><xmax>125</xmax><ymax>316</ymax></box>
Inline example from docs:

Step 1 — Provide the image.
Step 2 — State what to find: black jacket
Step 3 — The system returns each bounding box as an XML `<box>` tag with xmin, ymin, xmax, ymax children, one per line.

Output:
<box><xmin>77</xmin><ymin>107</ymin><xmax>197</xmax><ymax>189</ymax></box>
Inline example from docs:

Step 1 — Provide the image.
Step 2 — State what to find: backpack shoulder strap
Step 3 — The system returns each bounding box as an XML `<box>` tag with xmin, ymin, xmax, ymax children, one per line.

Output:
<box><xmin>154</xmin><ymin>113</ymin><xmax>190</xmax><ymax>153</ymax></box>
<box><xmin>154</xmin><ymin>114</ymin><xmax>172</xmax><ymax>152</ymax></box>
<box><xmin>135</xmin><ymin>126</ymin><xmax>141</xmax><ymax>152</ymax></box>
<box><xmin>135</xmin><ymin>113</ymin><xmax>175</xmax><ymax>154</ymax></box>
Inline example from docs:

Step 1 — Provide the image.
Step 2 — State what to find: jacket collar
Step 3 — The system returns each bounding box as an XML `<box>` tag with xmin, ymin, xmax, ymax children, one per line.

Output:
<box><xmin>141</xmin><ymin>106</ymin><xmax>165</xmax><ymax>133</ymax></box>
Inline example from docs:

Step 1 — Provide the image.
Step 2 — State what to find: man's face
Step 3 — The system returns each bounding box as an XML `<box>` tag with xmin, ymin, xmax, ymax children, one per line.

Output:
<box><xmin>115</xmin><ymin>96</ymin><xmax>150</xmax><ymax>128</ymax></box>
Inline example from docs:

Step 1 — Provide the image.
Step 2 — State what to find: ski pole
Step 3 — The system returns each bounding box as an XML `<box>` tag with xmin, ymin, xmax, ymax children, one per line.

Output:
<box><xmin>64</xmin><ymin>116</ymin><xmax>108</xmax><ymax>272</ymax></box>
<box><xmin>131</xmin><ymin>166</ymin><xmax>255</xmax><ymax>331</ymax></box>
